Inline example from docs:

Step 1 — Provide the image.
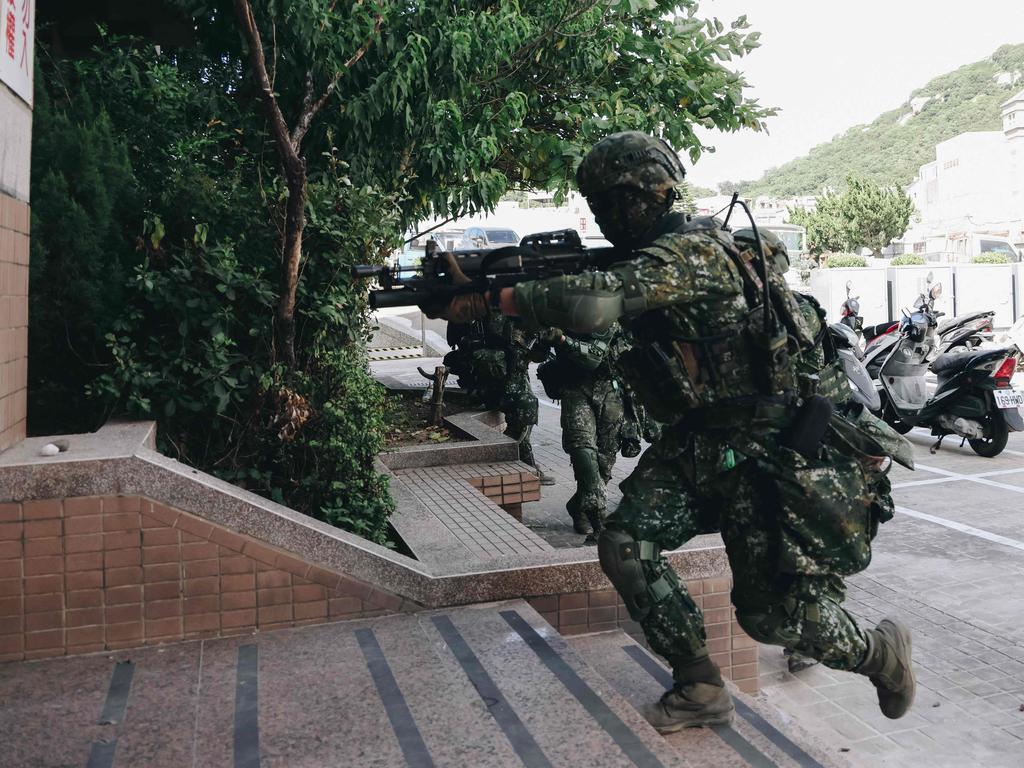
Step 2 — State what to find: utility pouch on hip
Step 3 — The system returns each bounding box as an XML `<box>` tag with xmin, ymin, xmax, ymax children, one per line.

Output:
<box><xmin>780</xmin><ymin>395</ymin><xmax>834</xmax><ymax>458</ymax></box>
<box><xmin>748</xmin><ymin>323</ymin><xmax>797</xmax><ymax>395</ymax></box>
<box><xmin>536</xmin><ymin>357</ymin><xmax>567</xmax><ymax>400</ymax></box>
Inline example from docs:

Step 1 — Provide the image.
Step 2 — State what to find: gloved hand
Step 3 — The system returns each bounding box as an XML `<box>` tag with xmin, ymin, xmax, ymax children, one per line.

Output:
<box><xmin>420</xmin><ymin>293</ymin><xmax>489</xmax><ymax>323</ymax></box>
<box><xmin>541</xmin><ymin>328</ymin><xmax>565</xmax><ymax>345</ymax></box>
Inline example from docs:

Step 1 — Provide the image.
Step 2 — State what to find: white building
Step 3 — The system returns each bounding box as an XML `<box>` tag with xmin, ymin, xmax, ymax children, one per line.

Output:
<box><xmin>903</xmin><ymin>88</ymin><xmax>1024</xmax><ymax>253</ymax></box>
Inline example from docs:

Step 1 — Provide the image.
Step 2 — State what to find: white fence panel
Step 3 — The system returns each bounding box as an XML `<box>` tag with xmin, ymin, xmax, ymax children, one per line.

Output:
<box><xmin>1017</xmin><ymin>263</ymin><xmax>1024</xmax><ymax>322</ymax></box>
<box><xmin>808</xmin><ymin>267</ymin><xmax>889</xmax><ymax>325</ymax></box>
<box><xmin>887</xmin><ymin>265</ymin><xmax>953</xmax><ymax>321</ymax></box>
<box><xmin>953</xmin><ymin>264</ymin><xmax>1015</xmax><ymax>329</ymax></box>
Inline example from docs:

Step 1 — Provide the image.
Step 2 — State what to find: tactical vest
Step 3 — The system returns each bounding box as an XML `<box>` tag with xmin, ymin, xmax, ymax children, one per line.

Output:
<box><xmin>614</xmin><ymin>216</ymin><xmax>819</xmax><ymax>427</ymax></box>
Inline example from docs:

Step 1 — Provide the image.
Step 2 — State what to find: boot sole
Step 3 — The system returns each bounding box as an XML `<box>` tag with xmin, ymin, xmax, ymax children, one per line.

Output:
<box><xmin>651</xmin><ymin>710</ymin><xmax>735</xmax><ymax>734</ymax></box>
<box><xmin>881</xmin><ymin>620</ymin><xmax>916</xmax><ymax>719</ymax></box>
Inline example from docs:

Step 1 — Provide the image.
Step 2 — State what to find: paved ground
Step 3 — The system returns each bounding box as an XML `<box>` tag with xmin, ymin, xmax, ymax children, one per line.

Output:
<box><xmin>524</xmin><ymin>373</ymin><xmax>1024</xmax><ymax>766</ymax></box>
<box><xmin>377</xmin><ymin>355</ymin><xmax>1024</xmax><ymax>765</ymax></box>
<box><xmin>754</xmin><ymin>427</ymin><xmax>1024</xmax><ymax>767</ymax></box>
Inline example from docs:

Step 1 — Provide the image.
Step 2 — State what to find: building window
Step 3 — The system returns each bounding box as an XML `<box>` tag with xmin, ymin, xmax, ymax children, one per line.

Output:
<box><xmin>913</xmin><ymin>242</ymin><xmax>926</xmax><ymax>254</ymax></box>
<box><xmin>942</xmin><ymin>158</ymin><xmax>960</xmax><ymax>170</ymax></box>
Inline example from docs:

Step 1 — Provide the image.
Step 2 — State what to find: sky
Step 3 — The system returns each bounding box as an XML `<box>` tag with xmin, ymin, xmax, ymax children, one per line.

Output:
<box><xmin>686</xmin><ymin>0</ymin><xmax>1024</xmax><ymax>190</ymax></box>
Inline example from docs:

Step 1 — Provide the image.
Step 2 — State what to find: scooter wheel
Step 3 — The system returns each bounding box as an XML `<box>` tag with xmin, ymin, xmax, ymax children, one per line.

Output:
<box><xmin>969</xmin><ymin>412</ymin><xmax>1008</xmax><ymax>458</ymax></box>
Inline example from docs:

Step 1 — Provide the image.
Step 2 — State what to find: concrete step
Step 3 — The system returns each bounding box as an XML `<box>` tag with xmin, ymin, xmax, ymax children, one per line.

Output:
<box><xmin>568</xmin><ymin>630</ymin><xmax>851</xmax><ymax>768</ymax></box>
<box><xmin>1</xmin><ymin>600</ymin><xmax>697</xmax><ymax>767</ymax></box>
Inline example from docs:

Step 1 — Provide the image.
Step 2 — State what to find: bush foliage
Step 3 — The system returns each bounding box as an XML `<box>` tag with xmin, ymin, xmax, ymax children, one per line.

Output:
<box><xmin>823</xmin><ymin>254</ymin><xmax>868</xmax><ymax>268</ymax></box>
<box><xmin>890</xmin><ymin>254</ymin><xmax>926</xmax><ymax>266</ymax></box>
<box><xmin>973</xmin><ymin>252</ymin><xmax>1012</xmax><ymax>264</ymax></box>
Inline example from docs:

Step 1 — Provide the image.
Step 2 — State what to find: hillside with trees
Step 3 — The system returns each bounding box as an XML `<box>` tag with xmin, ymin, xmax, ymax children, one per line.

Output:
<box><xmin>742</xmin><ymin>43</ymin><xmax>1024</xmax><ymax>196</ymax></box>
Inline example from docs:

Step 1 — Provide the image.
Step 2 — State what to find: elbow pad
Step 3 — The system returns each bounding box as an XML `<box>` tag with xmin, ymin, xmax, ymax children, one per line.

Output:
<box><xmin>514</xmin><ymin>275</ymin><xmax>626</xmax><ymax>334</ymax></box>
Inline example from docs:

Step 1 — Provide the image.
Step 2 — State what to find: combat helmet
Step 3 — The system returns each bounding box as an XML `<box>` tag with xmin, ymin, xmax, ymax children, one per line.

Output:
<box><xmin>734</xmin><ymin>227</ymin><xmax>790</xmax><ymax>272</ymax></box>
<box><xmin>576</xmin><ymin>131</ymin><xmax>686</xmax><ymax>200</ymax></box>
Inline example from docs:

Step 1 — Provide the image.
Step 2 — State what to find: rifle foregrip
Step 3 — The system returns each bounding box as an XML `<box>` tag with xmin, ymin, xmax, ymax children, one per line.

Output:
<box><xmin>369</xmin><ymin>290</ymin><xmax>420</xmax><ymax>310</ymax></box>
<box><xmin>352</xmin><ymin>265</ymin><xmax>388</xmax><ymax>279</ymax></box>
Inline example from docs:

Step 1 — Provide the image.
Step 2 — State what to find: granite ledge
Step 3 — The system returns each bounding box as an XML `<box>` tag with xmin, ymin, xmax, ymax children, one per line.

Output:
<box><xmin>0</xmin><ymin>423</ymin><xmax>731</xmax><ymax>609</ymax></box>
<box><xmin>379</xmin><ymin>410</ymin><xmax>519</xmax><ymax>470</ymax></box>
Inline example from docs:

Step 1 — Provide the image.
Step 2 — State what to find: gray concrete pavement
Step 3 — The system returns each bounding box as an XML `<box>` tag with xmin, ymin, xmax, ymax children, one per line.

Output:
<box><xmin>523</xmin><ymin>373</ymin><xmax>1024</xmax><ymax>765</ymax></box>
<box><xmin>376</xmin><ymin>354</ymin><xmax>1024</xmax><ymax>765</ymax></box>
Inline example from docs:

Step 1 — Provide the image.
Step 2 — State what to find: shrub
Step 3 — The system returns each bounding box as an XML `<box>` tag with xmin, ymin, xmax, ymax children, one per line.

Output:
<box><xmin>973</xmin><ymin>252</ymin><xmax>1011</xmax><ymax>264</ymax></box>
<box><xmin>34</xmin><ymin>39</ymin><xmax>396</xmax><ymax>544</ymax></box>
<box><xmin>890</xmin><ymin>254</ymin><xmax>926</xmax><ymax>266</ymax></box>
<box><xmin>823</xmin><ymin>253</ymin><xmax>868</xmax><ymax>268</ymax></box>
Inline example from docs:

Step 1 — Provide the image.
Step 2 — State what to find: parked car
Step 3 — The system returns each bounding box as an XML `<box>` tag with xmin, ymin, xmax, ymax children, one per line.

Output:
<box><xmin>458</xmin><ymin>226</ymin><xmax>520</xmax><ymax>250</ymax></box>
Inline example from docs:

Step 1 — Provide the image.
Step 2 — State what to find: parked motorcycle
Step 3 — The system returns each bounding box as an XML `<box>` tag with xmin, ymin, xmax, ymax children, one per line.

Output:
<box><xmin>829</xmin><ymin>322</ymin><xmax>881</xmax><ymax>411</ymax></box>
<box><xmin>839</xmin><ymin>281</ymin><xmax>863</xmax><ymax>334</ymax></box>
<box><xmin>873</xmin><ymin>282</ymin><xmax>1023</xmax><ymax>457</ymax></box>
<box><xmin>935</xmin><ymin>310</ymin><xmax>995</xmax><ymax>354</ymax></box>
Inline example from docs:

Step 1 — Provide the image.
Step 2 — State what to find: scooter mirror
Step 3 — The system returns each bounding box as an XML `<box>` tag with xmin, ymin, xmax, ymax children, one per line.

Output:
<box><xmin>930</xmin><ymin>283</ymin><xmax>943</xmax><ymax>299</ymax></box>
<box><xmin>926</xmin><ymin>270</ymin><xmax>934</xmax><ymax>284</ymax></box>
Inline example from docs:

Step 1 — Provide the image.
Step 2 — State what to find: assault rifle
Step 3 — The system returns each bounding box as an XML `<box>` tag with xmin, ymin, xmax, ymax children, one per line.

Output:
<box><xmin>352</xmin><ymin>229</ymin><xmax>617</xmax><ymax>310</ymax></box>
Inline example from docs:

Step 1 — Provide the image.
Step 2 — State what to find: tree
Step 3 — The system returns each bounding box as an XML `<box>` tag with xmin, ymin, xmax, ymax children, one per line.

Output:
<box><xmin>791</xmin><ymin>176</ymin><xmax>913</xmax><ymax>256</ymax></box>
<box><xmin>839</xmin><ymin>176</ymin><xmax>914</xmax><ymax>256</ymax></box>
<box><xmin>674</xmin><ymin>182</ymin><xmax>699</xmax><ymax>215</ymax></box>
<box><xmin>33</xmin><ymin>2</ymin><xmax>773</xmax><ymax>541</ymax></box>
<box><xmin>789</xmin><ymin>202</ymin><xmax>846</xmax><ymax>256</ymax></box>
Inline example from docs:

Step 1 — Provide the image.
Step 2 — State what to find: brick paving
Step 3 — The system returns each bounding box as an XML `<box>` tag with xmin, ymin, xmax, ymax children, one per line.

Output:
<box><xmin>757</xmin><ymin>430</ymin><xmax>1024</xmax><ymax>767</ymax></box>
<box><xmin>394</xmin><ymin>461</ymin><xmax>552</xmax><ymax>558</ymax></box>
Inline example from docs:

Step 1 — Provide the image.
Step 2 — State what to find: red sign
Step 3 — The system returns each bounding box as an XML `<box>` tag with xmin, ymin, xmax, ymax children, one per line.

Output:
<box><xmin>0</xmin><ymin>0</ymin><xmax>32</xmax><ymax>105</ymax></box>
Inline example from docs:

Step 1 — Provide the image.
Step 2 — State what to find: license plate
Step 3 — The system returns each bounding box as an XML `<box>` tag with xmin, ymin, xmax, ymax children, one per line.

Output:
<box><xmin>994</xmin><ymin>389</ymin><xmax>1024</xmax><ymax>409</ymax></box>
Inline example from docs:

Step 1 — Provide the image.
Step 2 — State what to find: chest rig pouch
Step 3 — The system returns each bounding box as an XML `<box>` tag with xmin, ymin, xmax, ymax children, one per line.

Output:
<box><xmin>616</xmin><ymin>217</ymin><xmax>806</xmax><ymax>425</ymax></box>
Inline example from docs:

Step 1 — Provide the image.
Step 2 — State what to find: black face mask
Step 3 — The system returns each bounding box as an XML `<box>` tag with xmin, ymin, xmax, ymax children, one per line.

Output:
<box><xmin>588</xmin><ymin>187</ymin><xmax>672</xmax><ymax>250</ymax></box>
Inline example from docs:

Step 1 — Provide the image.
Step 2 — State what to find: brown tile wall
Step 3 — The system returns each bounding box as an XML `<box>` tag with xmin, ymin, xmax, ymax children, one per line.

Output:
<box><xmin>527</xmin><ymin>577</ymin><xmax>760</xmax><ymax>694</ymax></box>
<box><xmin>468</xmin><ymin>470</ymin><xmax>541</xmax><ymax>521</ymax></box>
<box><xmin>0</xmin><ymin>192</ymin><xmax>29</xmax><ymax>451</ymax></box>
<box><xmin>0</xmin><ymin>495</ymin><xmax>411</xmax><ymax>662</ymax></box>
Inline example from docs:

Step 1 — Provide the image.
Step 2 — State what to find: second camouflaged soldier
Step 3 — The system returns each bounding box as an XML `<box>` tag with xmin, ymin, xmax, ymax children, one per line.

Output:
<box><xmin>433</xmin><ymin>132</ymin><xmax>916</xmax><ymax>732</ymax></box>
<box><xmin>533</xmin><ymin>325</ymin><xmax>626</xmax><ymax>542</ymax></box>
<box><xmin>445</xmin><ymin>313</ymin><xmax>552</xmax><ymax>484</ymax></box>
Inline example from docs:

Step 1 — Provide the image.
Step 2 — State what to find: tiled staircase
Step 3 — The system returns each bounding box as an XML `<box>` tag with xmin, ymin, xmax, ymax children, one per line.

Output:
<box><xmin>0</xmin><ymin>601</ymin><xmax>840</xmax><ymax>768</ymax></box>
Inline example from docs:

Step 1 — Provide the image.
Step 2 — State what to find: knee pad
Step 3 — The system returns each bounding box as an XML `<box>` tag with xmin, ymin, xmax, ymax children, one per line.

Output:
<box><xmin>597</xmin><ymin>529</ymin><xmax>653</xmax><ymax>622</ymax></box>
<box><xmin>735</xmin><ymin>605</ymin><xmax>803</xmax><ymax>649</ymax></box>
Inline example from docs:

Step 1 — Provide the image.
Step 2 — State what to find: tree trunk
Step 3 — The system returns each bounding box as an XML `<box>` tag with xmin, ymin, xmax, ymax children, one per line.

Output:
<box><xmin>277</xmin><ymin>168</ymin><xmax>306</xmax><ymax>369</ymax></box>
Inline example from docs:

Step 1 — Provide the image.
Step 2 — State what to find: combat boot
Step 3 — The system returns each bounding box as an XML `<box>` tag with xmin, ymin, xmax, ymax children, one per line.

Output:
<box><xmin>640</xmin><ymin>684</ymin><xmax>734</xmax><ymax>733</ymax></box>
<box><xmin>568</xmin><ymin>448</ymin><xmax>606</xmax><ymax>543</ymax></box>
<box><xmin>566</xmin><ymin>496</ymin><xmax>591</xmax><ymax>535</ymax></box>
<box><xmin>784</xmin><ymin>648</ymin><xmax>818</xmax><ymax>673</ymax></box>
<box><xmin>582</xmin><ymin>509</ymin><xmax>604</xmax><ymax>545</ymax></box>
<box><xmin>857</xmin><ymin>618</ymin><xmax>916</xmax><ymax>719</ymax></box>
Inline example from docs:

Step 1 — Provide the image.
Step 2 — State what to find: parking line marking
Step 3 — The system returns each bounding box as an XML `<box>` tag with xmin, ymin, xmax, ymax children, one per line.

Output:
<box><xmin>914</xmin><ymin>463</ymin><xmax>1024</xmax><ymax>494</ymax></box>
<box><xmin>896</xmin><ymin>506</ymin><xmax>1024</xmax><ymax>552</ymax></box>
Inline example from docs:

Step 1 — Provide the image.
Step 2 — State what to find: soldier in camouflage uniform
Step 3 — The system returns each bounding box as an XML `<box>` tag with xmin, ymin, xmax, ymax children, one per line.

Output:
<box><xmin>481</xmin><ymin>313</ymin><xmax>545</xmax><ymax>476</ymax></box>
<box><xmin>434</xmin><ymin>132</ymin><xmax>915</xmax><ymax>732</ymax></box>
<box><xmin>532</xmin><ymin>325</ymin><xmax>626</xmax><ymax>542</ymax></box>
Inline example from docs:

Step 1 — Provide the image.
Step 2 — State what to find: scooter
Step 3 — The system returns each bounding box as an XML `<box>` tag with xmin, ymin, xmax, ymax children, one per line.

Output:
<box><xmin>935</xmin><ymin>310</ymin><xmax>995</xmax><ymax>354</ymax></box>
<box><xmin>874</xmin><ymin>283</ymin><xmax>1023</xmax><ymax>457</ymax></box>
<box><xmin>829</xmin><ymin>322</ymin><xmax>881</xmax><ymax>411</ymax></box>
<box><xmin>838</xmin><ymin>281</ymin><xmax>863</xmax><ymax>334</ymax></box>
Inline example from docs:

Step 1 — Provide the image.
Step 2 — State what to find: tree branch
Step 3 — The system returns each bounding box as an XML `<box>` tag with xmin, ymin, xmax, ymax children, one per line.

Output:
<box><xmin>232</xmin><ymin>0</ymin><xmax>301</xmax><ymax>169</ymax></box>
<box><xmin>291</xmin><ymin>12</ymin><xmax>384</xmax><ymax>146</ymax></box>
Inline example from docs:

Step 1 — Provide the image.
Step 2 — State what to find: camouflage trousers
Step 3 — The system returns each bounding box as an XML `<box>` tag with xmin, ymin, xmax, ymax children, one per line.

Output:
<box><xmin>497</xmin><ymin>373</ymin><xmax>540</xmax><ymax>468</ymax></box>
<box><xmin>561</xmin><ymin>377</ymin><xmax>624</xmax><ymax>478</ymax></box>
<box><xmin>607</xmin><ymin>423</ymin><xmax>876</xmax><ymax>679</ymax></box>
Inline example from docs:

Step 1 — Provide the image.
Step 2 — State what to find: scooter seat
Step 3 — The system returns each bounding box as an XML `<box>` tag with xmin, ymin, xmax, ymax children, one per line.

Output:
<box><xmin>863</xmin><ymin>322</ymin><xmax>898</xmax><ymax>342</ymax></box>
<box><xmin>931</xmin><ymin>347</ymin><xmax>1003</xmax><ymax>375</ymax></box>
<box><xmin>936</xmin><ymin>311</ymin><xmax>993</xmax><ymax>336</ymax></box>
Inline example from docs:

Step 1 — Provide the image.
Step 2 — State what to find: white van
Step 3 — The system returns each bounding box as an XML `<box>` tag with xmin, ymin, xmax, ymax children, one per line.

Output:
<box><xmin>916</xmin><ymin>233</ymin><xmax>1021</xmax><ymax>263</ymax></box>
